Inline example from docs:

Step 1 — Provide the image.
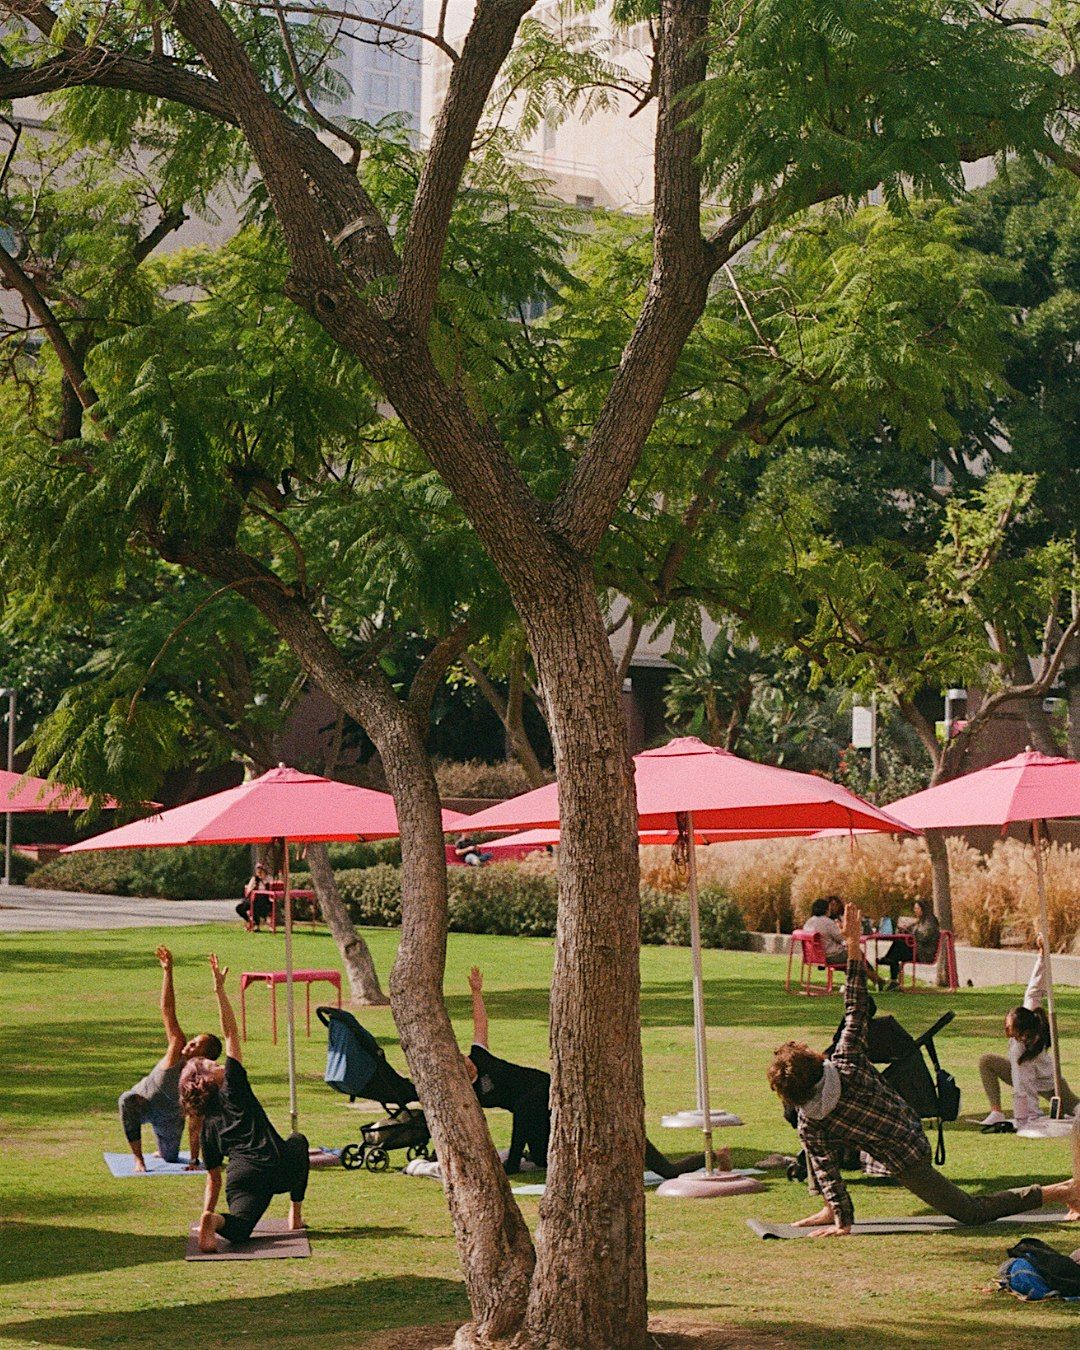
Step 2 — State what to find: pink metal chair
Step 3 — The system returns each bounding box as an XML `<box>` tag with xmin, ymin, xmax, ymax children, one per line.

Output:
<box><xmin>785</xmin><ymin>929</ymin><xmax>842</xmax><ymax>996</ymax></box>
<box><xmin>897</xmin><ymin>929</ymin><xmax>959</xmax><ymax>992</ymax></box>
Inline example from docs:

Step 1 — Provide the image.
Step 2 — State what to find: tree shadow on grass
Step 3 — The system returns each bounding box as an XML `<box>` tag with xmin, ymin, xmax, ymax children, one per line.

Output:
<box><xmin>0</xmin><ymin>1221</ymin><xmax>182</xmax><ymax>1285</ymax></box>
<box><xmin>0</xmin><ymin>1277</ymin><xmax>469</xmax><ymax>1347</ymax></box>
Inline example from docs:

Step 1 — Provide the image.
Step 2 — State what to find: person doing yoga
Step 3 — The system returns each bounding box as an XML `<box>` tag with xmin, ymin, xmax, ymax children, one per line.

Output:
<box><xmin>118</xmin><ymin>946</ymin><xmax>221</xmax><ymax>1172</ymax></box>
<box><xmin>463</xmin><ymin>966</ymin><xmax>722</xmax><ymax>1177</ymax></box>
<box><xmin>979</xmin><ymin>935</ymin><xmax>1079</xmax><ymax>1127</ymax></box>
<box><xmin>180</xmin><ymin>955</ymin><xmax>309</xmax><ymax>1252</ymax></box>
<box><xmin>767</xmin><ymin>903</ymin><xmax>1080</xmax><ymax>1236</ymax></box>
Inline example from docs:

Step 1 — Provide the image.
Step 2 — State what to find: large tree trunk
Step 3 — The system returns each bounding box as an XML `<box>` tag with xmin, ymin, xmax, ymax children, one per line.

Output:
<box><xmin>171</xmin><ymin>552</ymin><xmax>536</xmax><ymax>1344</ymax></box>
<box><xmin>1063</xmin><ymin>629</ymin><xmax>1079</xmax><ymax>760</ymax></box>
<box><xmin>925</xmin><ymin>829</ymin><xmax>955</xmax><ymax>985</ymax></box>
<box><xmin>305</xmin><ymin>841</ymin><xmax>389</xmax><ymax>1005</ymax></box>
<box><xmin>520</xmin><ymin>567</ymin><xmax>646</xmax><ymax>1350</ymax></box>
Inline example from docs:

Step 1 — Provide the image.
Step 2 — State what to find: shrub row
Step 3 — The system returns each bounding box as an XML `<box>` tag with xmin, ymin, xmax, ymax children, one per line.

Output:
<box><xmin>25</xmin><ymin>845</ymin><xmax>250</xmax><ymax>901</ymax></box>
<box><xmin>333</xmin><ymin>862</ymin><xmax>750</xmax><ymax>950</ymax></box>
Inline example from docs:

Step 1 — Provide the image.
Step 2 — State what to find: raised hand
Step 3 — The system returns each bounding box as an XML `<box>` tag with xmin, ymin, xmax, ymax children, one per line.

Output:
<box><xmin>841</xmin><ymin>903</ymin><xmax>863</xmax><ymax>946</ymax></box>
<box><xmin>468</xmin><ymin>966</ymin><xmax>483</xmax><ymax>994</ymax></box>
<box><xmin>156</xmin><ymin>946</ymin><xmax>173</xmax><ymax>971</ymax></box>
<box><xmin>209</xmin><ymin>953</ymin><xmax>229</xmax><ymax>988</ymax></box>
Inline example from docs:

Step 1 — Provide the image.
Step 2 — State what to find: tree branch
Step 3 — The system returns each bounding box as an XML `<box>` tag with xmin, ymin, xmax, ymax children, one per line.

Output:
<box><xmin>397</xmin><ymin>0</ymin><xmax>536</xmax><ymax>333</ymax></box>
<box><xmin>549</xmin><ymin>0</ymin><xmax>713</xmax><ymax>557</ymax></box>
<box><xmin>407</xmin><ymin>621</ymin><xmax>472</xmax><ymax>728</ymax></box>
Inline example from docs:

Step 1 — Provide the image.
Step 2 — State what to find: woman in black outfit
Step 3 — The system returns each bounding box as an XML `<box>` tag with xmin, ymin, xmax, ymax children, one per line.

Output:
<box><xmin>179</xmin><ymin>954</ymin><xmax>309</xmax><ymax>1251</ymax></box>
<box><xmin>877</xmin><ymin>900</ymin><xmax>940</xmax><ymax>988</ymax></box>
<box><xmin>463</xmin><ymin>966</ymin><xmax>721</xmax><ymax>1177</ymax></box>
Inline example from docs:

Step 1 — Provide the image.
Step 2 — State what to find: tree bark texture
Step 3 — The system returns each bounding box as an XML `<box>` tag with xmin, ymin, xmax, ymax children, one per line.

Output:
<box><xmin>519</xmin><ymin>567</ymin><xmax>647</xmax><ymax>1350</ymax></box>
<box><xmin>305</xmin><ymin>841</ymin><xmax>389</xmax><ymax>1005</ymax></box>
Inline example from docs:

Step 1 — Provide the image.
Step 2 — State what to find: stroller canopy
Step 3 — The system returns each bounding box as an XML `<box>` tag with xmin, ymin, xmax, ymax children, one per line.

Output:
<box><xmin>318</xmin><ymin>1006</ymin><xmax>417</xmax><ymax>1107</ymax></box>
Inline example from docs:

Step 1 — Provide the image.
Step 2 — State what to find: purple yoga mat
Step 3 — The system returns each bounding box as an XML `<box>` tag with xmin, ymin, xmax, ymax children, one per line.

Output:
<box><xmin>185</xmin><ymin>1217</ymin><xmax>311</xmax><ymax>1260</ymax></box>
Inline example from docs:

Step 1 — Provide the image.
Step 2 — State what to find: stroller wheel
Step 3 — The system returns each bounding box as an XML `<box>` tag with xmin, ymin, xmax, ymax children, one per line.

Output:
<box><xmin>341</xmin><ymin>1144</ymin><xmax>364</xmax><ymax>1170</ymax></box>
<box><xmin>365</xmin><ymin>1147</ymin><xmax>390</xmax><ymax>1173</ymax></box>
<box><xmin>406</xmin><ymin>1145</ymin><xmax>429</xmax><ymax>1163</ymax></box>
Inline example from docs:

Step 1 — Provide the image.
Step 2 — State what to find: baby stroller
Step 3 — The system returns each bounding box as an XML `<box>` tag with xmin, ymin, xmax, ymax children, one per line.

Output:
<box><xmin>787</xmin><ymin>1007</ymin><xmax>958</xmax><ymax>1181</ymax></box>
<box><xmin>318</xmin><ymin>1006</ymin><xmax>433</xmax><ymax>1172</ymax></box>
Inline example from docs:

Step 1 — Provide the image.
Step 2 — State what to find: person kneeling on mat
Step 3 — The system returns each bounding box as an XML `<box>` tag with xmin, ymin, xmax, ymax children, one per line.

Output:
<box><xmin>119</xmin><ymin>945</ymin><xmax>221</xmax><ymax>1173</ymax></box>
<box><xmin>767</xmin><ymin>903</ymin><xmax>1080</xmax><ymax>1237</ymax></box>
<box><xmin>463</xmin><ymin>965</ymin><xmax>719</xmax><ymax>1178</ymax></box>
<box><xmin>180</xmin><ymin>954</ymin><xmax>308</xmax><ymax>1252</ymax></box>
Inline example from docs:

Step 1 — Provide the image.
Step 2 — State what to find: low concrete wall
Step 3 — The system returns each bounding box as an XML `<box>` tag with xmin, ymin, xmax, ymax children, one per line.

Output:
<box><xmin>748</xmin><ymin>932</ymin><xmax>1080</xmax><ymax>989</ymax></box>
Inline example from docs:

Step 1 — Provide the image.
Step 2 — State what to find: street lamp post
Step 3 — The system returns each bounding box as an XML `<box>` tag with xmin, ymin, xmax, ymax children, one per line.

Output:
<box><xmin>1</xmin><ymin>687</ymin><xmax>15</xmax><ymax>886</ymax></box>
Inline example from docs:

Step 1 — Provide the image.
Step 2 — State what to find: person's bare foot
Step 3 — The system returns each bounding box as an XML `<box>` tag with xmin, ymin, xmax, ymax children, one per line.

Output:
<box><xmin>133</xmin><ymin>1159</ymin><xmax>147</xmax><ymax>1174</ymax></box>
<box><xmin>288</xmin><ymin>1201</ymin><xmax>305</xmax><ymax>1231</ymax></box>
<box><xmin>198</xmin><ymin>1211</ymin><xmax>222</xmax><ymax>1253</ymax></box>
<box><xmin>716</xmin><ymin>1147</ymin><xmax>732</xmax><ymax>1172</ymax></box>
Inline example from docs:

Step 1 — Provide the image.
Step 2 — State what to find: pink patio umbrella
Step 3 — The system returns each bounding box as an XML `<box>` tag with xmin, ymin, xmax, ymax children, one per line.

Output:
<box><xmin>461</xmin><ymin>737</ymin><xmax>912</xmax><ymax>1173</ymax></box>
<box><xmin>2</xmin><ymin>768</ymin><xmax>119</xmax><ymax>886</ymax></box>
<box><xmin>480</xmin><ymin>824</ymin><xmax>829</xmax><ymax>857</ymax></box>
<box><xmin>66</xmin><ymin>764</ymin><xmax>459</xmax><ymax>1129</ymax></box>
<box><xmin>885</xmin><ymin>749</ymin><xmax>1080</xmax><ymax>1117</ymax></box>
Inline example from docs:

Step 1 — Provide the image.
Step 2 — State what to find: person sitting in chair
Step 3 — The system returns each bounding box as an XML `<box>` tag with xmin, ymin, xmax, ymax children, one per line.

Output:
<box><xmin>462</xmin><ymin>966</ymin><xmax>720</xmax><ymax>1178</ymax></box>
<box><xmin>236</xmin><ymin>862</ymin><xmax>275</xmax><ymax>931</ymax></box>
<box><xmin>804</xmin><ymin>897</ymin><xmax>883</xmax><ymax>989</ymax></box>
<box><xmin>875</xmin><ymin>899</ymin><xmax>940</xmax><ymax>990</ymax></box>
<box><xmin>181</xmin><ymin>954</ymin><xmax>309</xmax><ymax>1251</ymax></box>
<box><xmin>118</xmin><ymin>946</ymin><xmax>221</xmax><ymax>1172</ymax></box>
<box><xmin>768</xmin><ymin>903</ymin><xmax>1080</xmax><ymax>1235</ymax></box>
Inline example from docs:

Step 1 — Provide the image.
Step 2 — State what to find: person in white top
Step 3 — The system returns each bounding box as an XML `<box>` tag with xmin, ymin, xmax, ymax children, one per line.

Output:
<box><xmin>979</xmin><ymin>936</ymin><xmax>1079</xmax><ymax>1126</ymax></box>
<box><xmin>803</xmin><ymin>898</ymin><xmax>884</xmax><ymax>988</ymax></box>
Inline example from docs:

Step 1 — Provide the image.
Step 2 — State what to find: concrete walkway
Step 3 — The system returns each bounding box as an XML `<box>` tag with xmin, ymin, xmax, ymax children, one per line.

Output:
<box><xmin>0</xmin><ymin>884</ymin><xmax>238</xmax><ymax>932</ymax></box>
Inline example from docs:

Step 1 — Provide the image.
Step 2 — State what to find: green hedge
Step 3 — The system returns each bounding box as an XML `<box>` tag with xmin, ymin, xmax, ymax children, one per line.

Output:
<box><xmin>25</xmin><ymin>845</ymin><xmax>250</xmax><ymax>901</ymax></box>
<box><xmin>334</xmin><ymin>862</ymin><xmax>749</xmax><ymax>950</ymax></box>
<box><xmin>291</xmin><ymin>839</ymin><xmax>402</xmax><ymax>875</ymax></box>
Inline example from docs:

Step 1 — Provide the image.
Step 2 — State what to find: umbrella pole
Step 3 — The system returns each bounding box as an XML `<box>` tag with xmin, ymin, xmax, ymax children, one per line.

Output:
<box><xmin>1032</xmin><ymin>819</ymin><xmax>1065</xmax><ymax>1115</ymax></box>
<box><xmin>686</xmin><ymin>813</ymin><xmax>715</xmax><ymax>1174</ymax></box>
<box><xmin>282</xmin><ymin>838</ymin><xmax>299</xmax><ymax>1134</ymax></box>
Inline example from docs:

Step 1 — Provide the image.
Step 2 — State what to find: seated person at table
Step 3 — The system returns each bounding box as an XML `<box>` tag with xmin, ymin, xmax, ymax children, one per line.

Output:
<box><xmin>119</xmin><ymin>946</ymin><xmax>221</xmax><ymax>1172</ymax></box>
<box><xmin>768</xmin><ymin>903</ymin><xmax>1080</xmax><ymax>1236</ymax></box>
<box><xmin>463</xmin><ymin>966</ymin><xmax>720</xmax><ymax>1177</ymax></box>
<box><xmin>979</xmin><ymin>935</ymin><xmax>1080</xmax><ymax>1127</ymax></box>
<box><xmin>875</xmin><ymin>899</ymin><xmax>940</xmax><ymax>989</ymax></box>
<box><xmin>454</xmin><ymin>835</ymin><xmax>493</xmax><ymax>867</ymax></box>
<box><xmin>236</xmin><ymin>863</ymin><xmax>274</xmax><ymax>930</ymax></box>
<box><xmin>804</xmin><ymin>897</ymin><xmax>883</xmax><ymax>989</ymax></box>
<box><xmin>180</xmin><ymin>954</ymin><xmax>309</xmax><ymax>1251</ymax></box>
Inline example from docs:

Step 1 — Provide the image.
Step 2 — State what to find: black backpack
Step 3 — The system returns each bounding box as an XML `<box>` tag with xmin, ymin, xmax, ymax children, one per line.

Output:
<box><xmin>1007</xmin><ymin>1238</ymin><xmax>1080</xmax><ymax>1298</ymax></box>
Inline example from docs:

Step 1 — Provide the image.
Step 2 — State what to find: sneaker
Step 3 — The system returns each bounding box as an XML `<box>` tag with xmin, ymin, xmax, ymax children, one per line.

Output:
<box><xmin>979</xmin><ymin>1109</ymin><xmax>1008</xmax><ymax>1127</ymax></box>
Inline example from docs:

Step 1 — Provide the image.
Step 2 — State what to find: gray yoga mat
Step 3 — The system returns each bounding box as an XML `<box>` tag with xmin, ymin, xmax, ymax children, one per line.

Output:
<box><xmin>185</xmin><ymin>1217</ymin><xmax>311</xmax><ymax>1260</ymax></box>
<box><xmin>748</xmin><ymin>1208</ymin><xmax>1074</xmax><ymax>1239</ymax></box>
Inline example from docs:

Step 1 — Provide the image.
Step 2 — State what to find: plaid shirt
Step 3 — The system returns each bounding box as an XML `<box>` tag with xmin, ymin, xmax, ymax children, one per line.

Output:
<box><xmin>798</xmin><ymin>960</ymin><xmax>930</xmax><ymax>1226</ymax></box>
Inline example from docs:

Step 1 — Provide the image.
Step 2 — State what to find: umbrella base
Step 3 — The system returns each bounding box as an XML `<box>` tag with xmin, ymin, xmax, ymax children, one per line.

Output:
<box><xmin>655</xmin><ymin>1170</ymin><xmax>764</xmax><ymax>1199</ymax></box>
<box><xmin>661</xmin><ymin>1109</ymin><xmax>743</xmax><ymax>1130</ymax></box>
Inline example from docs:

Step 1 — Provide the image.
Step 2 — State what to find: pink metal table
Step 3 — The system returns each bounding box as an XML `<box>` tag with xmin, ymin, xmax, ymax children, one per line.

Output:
<box><xmin>240</xmin><ymin>968</ymin><xmax>342</xmax><ymax>1043</ymax></box>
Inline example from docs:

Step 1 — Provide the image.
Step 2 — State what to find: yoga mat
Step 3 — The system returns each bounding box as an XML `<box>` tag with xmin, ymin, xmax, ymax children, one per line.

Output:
<box><xmin>185</xmin><ymin>1217</ymin><xmax>311</xmax><ymax>1260</ymax></box>
<box><xmin>104</xmin><ymin>1151</ymin><xmax>204</xmax><ymax>1177</ymax></box>
<box><xmin>748</xmin><ymin>1208</ymin><xmax>1074</xmax><ymax>1239</ymax></box>
<box><xmin>513</xmin><ymin>1167</ymin><xmax>766</xmax><ymax>1197</ymax></box>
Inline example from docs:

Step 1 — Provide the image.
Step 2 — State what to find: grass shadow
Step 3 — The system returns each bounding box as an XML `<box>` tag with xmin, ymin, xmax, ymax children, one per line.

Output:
<box><xmin>0</xmin><ymin>1221</ymin><xmax>182</xmax><ymax>1285</ymax></box>
<box><xmin>0</xmin><ymin>1276</ymin><xmax>469</xmax><ymax>1347</ymax></box>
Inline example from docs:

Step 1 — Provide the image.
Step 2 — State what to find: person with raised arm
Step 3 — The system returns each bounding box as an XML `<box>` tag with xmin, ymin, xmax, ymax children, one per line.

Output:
<box><xmin>461</xmin><ymin>966</ymin><xmax>719</xmax><ymax>1177</ymax></box>
<box><xmin>979</xmin><ymin>934</ymin><xmax>1080</xmax><ymax>1127</ymax></box>
<box><xmin>118</xmin><ymin>946</ymin><xmax>221</xmax><ymax>1172</ymax></box>
<box><xmin>180</xmin><ymin>954</ymin><xmax>309</xmax><ymax>1252</ymax></box>
<box><xmin>768</xmin><ymin>903</ymin><xmax>1080</xmax><ymax>1236</ymax></box>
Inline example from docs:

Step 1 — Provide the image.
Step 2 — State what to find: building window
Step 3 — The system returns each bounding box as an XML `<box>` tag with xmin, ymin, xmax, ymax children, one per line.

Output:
<box><xmin>542</xmin><ymin>113</ymin><xmax>557</xmax><ymax>155</ymax></box>
<box><xmin>575</xmin><ymin>194</ymin><xmax>595</xmax><ymax>210</ymax></box>
<box><xmin>365</xmin><ymin>73</ymin><xmax>390</xmax><ymax>107</ymax></box>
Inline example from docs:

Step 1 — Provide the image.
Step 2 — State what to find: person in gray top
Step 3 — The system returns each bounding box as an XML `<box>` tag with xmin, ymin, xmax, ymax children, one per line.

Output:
<box><xmin>118</xmin><ymin>946</ymin><xmax>222</xmax><ymax>1172</ymax></box>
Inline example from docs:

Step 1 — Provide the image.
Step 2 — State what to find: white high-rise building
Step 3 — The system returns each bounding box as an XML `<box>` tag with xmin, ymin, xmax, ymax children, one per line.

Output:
<box><xmin>421</xmin><ymin>0</ymin><xmax>657</xmax><ymax>209</ymax></box>
<box><xmin>324</xmin><ymin>3</ymin><xmax>424</xmax><ymax>131</ymax></box>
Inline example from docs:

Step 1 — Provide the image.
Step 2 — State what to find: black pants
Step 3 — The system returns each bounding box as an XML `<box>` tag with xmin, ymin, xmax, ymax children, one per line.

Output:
<box><xmin>237</xmin><ymin>894</ymin><xmax>272</xmax><ymax>926</ymax></box>
<box><xmin>503</xmin><ymin>1096</ymin><xmax>699</xmax><ymax>1180</ymax></box>
<box><xmin>219</xmin><ymin>1133</ymin><xmax>309</xmax><ymax>1244</ymax></box>
<box><xmin>880</xmin><ymin>939</ymin><xmax>912</xmax><ymax>982</ymax></box>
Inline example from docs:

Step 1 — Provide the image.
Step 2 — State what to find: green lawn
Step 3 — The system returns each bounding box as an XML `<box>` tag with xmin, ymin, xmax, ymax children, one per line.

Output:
<box><xmin>2</xmin><ymin>922</ymin><xmax>1079</xmax><ymax>1347</ymax></box>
